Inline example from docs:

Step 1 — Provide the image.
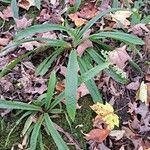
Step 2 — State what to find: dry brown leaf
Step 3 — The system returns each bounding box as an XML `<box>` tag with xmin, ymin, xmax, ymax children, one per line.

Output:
<box><xmin>108</xmin><ymin>45</ymin><xmax>131</xmax><ymax>69</ymax></box>
<box><xmin>144</xmin><ymin>34</ymin><xmax>150</xmax><ymax>51</ymax></box>
<box><xmin>110</xmin><ymin>10</ymin><xmax>132</xmax><ymax>28</ymax></box>
<box><xmin>77</xmin><ymin>83</ymin><xmax>89</xmax><ymax>100</ymax></box>
<box><xmin>68</xmin><ymin>13</ymin><xmax>87</xmax><ymax>27</ymax></box>
<box><xmin>0</xmin><ymin>38</ymin><xmax>10</xmax><ymax>46</ymax></box>
<box><xmin>126</xmin><ymin>80</ymin><xmax>140</xmax><ymax>90</ymax></box>
<box><xmin>15</xmin><ymin>16</ymin><xmax>33</xmax><ymax>29</ymax></box>
<box><xmin>18</xmin><ymin>0</ymin><xmax>35</xmax><ymax>10</ymax></box>
<box><xmin>85</xmin><ymin>128</ymin><xmax>110</xmax><ymax>143</ymax></box>
<box><xmin>109</xmin><ymin>130</ymin><xmax>125</xmax><ymax>140</ymax></box>
<box><xmin>20</xmin><ymin>41</ymin><xmax>41</xmax><ymax>50</ymax></box>
<box><xmin>77</xmin><ymin>39</ymin><xmax>93</xmax><ymax>56</ymax></box>
<box><xmin>129</xmin><ymin>23</ymin><xmax>149</xmax><ymax>36</ymax></box>
<box><xmin>79</xmin><ymin>3</ymin><xmax>98</xmax><ymax>19</ymax></box>
<box><xmin>56</xmin><ymin>81</ymin><xmax>65</xmax><ymax>92</ymax></box>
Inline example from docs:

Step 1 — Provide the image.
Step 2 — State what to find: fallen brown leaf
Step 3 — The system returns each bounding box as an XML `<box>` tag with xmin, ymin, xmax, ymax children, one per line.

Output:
<box><xmin>15</xmin><ymin>16</ymin><xmax>33</xmax><ymax>29</ymax></box>
<box><xmin>85</xmin><ymin>128</ymin><xmax>110</xmax><ymax>143</ymax></box>
<box><xmin>108</xmin><ymin>45</ymin><xmax>131</xmax><ymax>69</ymax></box>
<box><xmin>18</xmin><ymin>0</ymin><xmax>35</xmax><ymax>10</ymax></box>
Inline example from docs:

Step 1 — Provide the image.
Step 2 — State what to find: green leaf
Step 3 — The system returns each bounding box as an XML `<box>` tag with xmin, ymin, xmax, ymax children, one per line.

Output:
<box><xmin>3</xmin><ymin>38</ymin><xmax>70</xmax><ymax>52</ymax></box>
<box><xmin>11</xmin><ymin>0</ymin><xmax>19</xmax><ymax>19</ymax></box>
<box><xmin>36</xmin><ymin>48</ymin><xmax>64</xmax><ymax>76</ymax></box>
<box><xmin>5</xmin><ymin>111</ymin><xmax>31</xmax><ymax>147</ymax></box>
<box><xmin>0</xmin><ymin>51</ymin><xmax>33</xmax><ymax>78</ymax></box>
<box><xmin>44</xmin><ymin>113</ymin><xmax>69</xmax><ymax>150</ymax></box>
<box><xmin>79</xmin><ymin>63</ymin><xmax>109</xmax><ymax>83</ymax></box>
<box><xmin>38</xmin><ymin>131</ymin><xmax>45</xmax><ymax>150</ymax></box>
<box><xmin>78</xmin><ymin>57</ymin><xmax>103</xmax><ymax>103</ymax></box>
<box><xmin>29</xmin><ymin>115</ymin><xmax>44</xmax><ymax>150</ymax></box>
<box><xmin>87</xmin><ymin>49</ymin><xmax>129</xmax><ymax>84</ymax></box>
<box><xmin>22</xmin><ymin>115</ymin><xmax>34</xmax><ymax>136</ymax></box>
<box><xmin>141</xmin><ymin>15</ymin><xmax>150</xmax><ymax>24</ymax></box>
<box><xmin>78</xmin><ymin>8</ymin><xmax>122</xmax><ymax>38</ymax></box>
<box><xmin>34</xmin><ymin>0</ymin><xmax>41</xmax><ymax>10</ymax></box>
<box><xmin>112</xmin><ymin>0</ymin><xmax>119</xmax><ymax>8</ymax></box>
<box><xmin>65</xmin><ymin>50</ymin><xmax>78</xmax><ymax>121</ymax></box>
<box><xmin>14</xmin><ymin>24</ymin><xmax>75</xmax><ymax>41</ymax></box>
<box><xmin>90</xmin><ymin>31</ymin><xmax>144</xmax><ymax>45</ymax></box>
<box><xmin>0</xmin><ymin>100</ymin><xmax>41</xmax><ymax>111</ymax></box>
<box><xmin>45</xmin><ymin>70</ymin><xmax>56</xmax><ymax>110</ymax></box>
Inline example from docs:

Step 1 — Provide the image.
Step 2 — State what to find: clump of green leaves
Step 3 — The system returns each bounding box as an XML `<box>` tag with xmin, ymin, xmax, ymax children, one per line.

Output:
<box><xmin>1</xmin><ymin>8</ymin><xmax>144</xmax><ymax>122</ymax></box>
<box><xmin>0</xmin><ymin>71</ymin><xmax>70</xmax><ymax>150</ymax></box>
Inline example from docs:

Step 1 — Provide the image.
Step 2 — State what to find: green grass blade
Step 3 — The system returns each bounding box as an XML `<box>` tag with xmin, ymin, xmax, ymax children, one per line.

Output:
<box><xmin>44</xmin><ymin>113</ymin><xmax>69</xmax><ymax>150</ymax></box>
<box><xmin>0</xmin><ymin>100</ymin><xmax>41</xmax><ymax>111</ymax></box>
<box><xmin>78</xmin><ymin>57</ymin><xmax>103</xmax><ymax>103</ymax></box>
<box><xmin>65</xmin><ymin>50</ymin><xmax>78</xmax><ymax>121</ymax></box>
<box><xmin>11</xmin><ymin>0</ymin><xmax>19</xmax><ymax>19</ymax></box>
<box><xmin>45</xmin><ymin>71</ymin><xmax>56</xmax><ymax>110</ymax></box>
<box><xmin>5</xmin><ymin>111</ymin><xmax>31</xmax><ymax>147</ymax></box>
<box><xmin>14</xmin><ymin>24</ymin><xmax>75</xmax><ymax>41</ymax></box>
<box><xmin>22</xmin><ymin>115</ymin><xmax>34</xmax><ymax>136</ymax></box>
<box><xmin>29</xmin><ymin>115</ymin><xmax>44</xmax><ymax>150</ymax></box>
<box><xmin>36</xmin><ymin>48</ymin><xmax>64</xmax><ymax>76</ymax></box>
<box><xmin>78</xmin><ymin>8</ymin><xmax>122</xmax><ymax>38</ymax></box>
<box><xmin>38</xmin><ymin>131</ymin><xmax>45</xmax><ymax>150</ymax></box>
<box><xmin>50</xmin><ymin>91</ymin><xmax>65</xmax><ymax>109</ymax></box>
<box><xmin>90</xmin><ymin>31</ymin><xmax>144</xmax><ymax>45</ymax></box>
<box><xmin>0</xmin><ymin>51</ymin><xmax>33</xmax><ymax>78</ymax></box>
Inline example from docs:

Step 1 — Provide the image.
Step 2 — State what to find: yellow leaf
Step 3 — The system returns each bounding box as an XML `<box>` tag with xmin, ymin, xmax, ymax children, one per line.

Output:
<box><xmin>136</xmin><ymin>81</ymin><xmax>147</xmax><ymax>103</ymax></box>
<box><xmin>91</xmin><ymin>102</ymin><xmax>119</xmax><ymax>130</ymax></box>
<box><xmin>103</xmin><ymin>114</ymin><xmax>119</xmax><ymax>130</ymax></box>
<box><xmin>91</xmin><ymin>102</ymin><xmax>114</xmax><ymax>116</ymax></box>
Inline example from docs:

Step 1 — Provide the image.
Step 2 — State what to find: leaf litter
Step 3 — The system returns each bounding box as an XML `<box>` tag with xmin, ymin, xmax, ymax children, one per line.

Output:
<box><xmin>0</xmin><ymin>0</ymin><xmax>150</xmax><ymax>149</ymax></box>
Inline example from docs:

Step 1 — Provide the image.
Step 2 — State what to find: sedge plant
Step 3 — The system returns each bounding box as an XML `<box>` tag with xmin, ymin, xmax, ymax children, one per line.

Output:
<box><xmin>0</xmin><ymin>8</ymin><xmax>144</xmax><ymax>122</ymax></box>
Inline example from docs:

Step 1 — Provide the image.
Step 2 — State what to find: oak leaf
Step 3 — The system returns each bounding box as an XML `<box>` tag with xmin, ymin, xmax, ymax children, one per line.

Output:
<box><xmin>18</xmin><ymin>0</ymin><xmax>35</xmax><ymax>10</ymax></box>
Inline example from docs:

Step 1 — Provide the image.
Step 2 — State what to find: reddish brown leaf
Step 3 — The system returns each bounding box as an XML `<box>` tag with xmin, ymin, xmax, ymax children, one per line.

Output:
<box><xmin>85</xmin><ymin>128</ymin><xmax>110</xmax><ymax>143</ymax></box>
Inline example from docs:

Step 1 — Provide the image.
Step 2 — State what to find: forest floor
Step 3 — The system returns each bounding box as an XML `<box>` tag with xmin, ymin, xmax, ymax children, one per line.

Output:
<box><xmin>0</xmin><ymin>0</ymin><xmax>150</xmax><ymax>150</ymax></box>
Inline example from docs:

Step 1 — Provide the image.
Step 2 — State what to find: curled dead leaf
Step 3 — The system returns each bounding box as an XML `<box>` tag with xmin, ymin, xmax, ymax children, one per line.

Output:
<box><xmin>85</xmin><ymin>128</ymin><xmax>110</xmax><ymax>143</ymax></box>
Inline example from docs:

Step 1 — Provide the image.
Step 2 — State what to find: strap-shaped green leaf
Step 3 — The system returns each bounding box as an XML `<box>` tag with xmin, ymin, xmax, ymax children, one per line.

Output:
<box><xmin>29</xmin><ymin>115</ymin><xmax>44</xmax><ymax>150</ymax></box>
<box><xmin>0</xmin><ymin>100</ymin><xmax>41</xmax><ymax>111</ymax></box>
<box><xmin>90</xmin><ymin>31</ymin><xmax>144</xmax><ymax>45</ymax></box>
<box><xmin>5</xmin><ymin>111</ymin><xmax>31</xmax><ymax>147</ymax></box>
<box><xmin>11</xmin><ymin>0</ymin><xmax>19</xmax><ymax>19</ymax></box>
<box><xmin>0</xmin><ymin>51</ymin><xmax>33</xmax><ymax>78</ymax></box>
<box><xmin>34</xmin><ymin>0</ymin><xmax>41</xmax><ymax>10</ymax></box>
<box><xmin>36</xmin><ymin>48</ymin><xmax>64</xmax><ymax>76</ymax></box>
<box><xmin>44</xmin><ymin>113</ymin><xmax>69</xmax><ymax>150</ymax></box>
<box><xmin>14</xmin><ymin>24</ymin><xmax>75</xmax><ymax>41</ymax></box>
<box><xmin>78</xmin><ymin>8</ymin><xmax>122</xmax><ymax>38</ymax></box>
<box><xmin>78</xmin><ymin>57</ymin><xmax>103</xmax><ymax>103</ymax></box>
<box><xmin>65</xmin><ymin>50</ymin><xmax>78</xmax><ymax>121</ymax></box>
<box><xmin>45</xmin><ymin>70</ymin><xmax>56</xmax><ymax>110</ymax></box>
<box><xmin>87</xmin><ymin>48</ymin><xmax>129</xmax><ymax>84</ymax></box>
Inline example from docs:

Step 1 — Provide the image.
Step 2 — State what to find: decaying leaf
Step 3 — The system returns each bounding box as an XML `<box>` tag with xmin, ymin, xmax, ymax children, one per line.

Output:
<box><xmin>77</xmin><ymin>39</ymin><xmax>93</xmax><ymax>56</ymax></box>
<box><xmin>18</xmin><ymin>0</ymin><xmax>35</xmax><ymax>10</ymax></box>
<box><xmin>91</xmin><ymin>102</ymin><xmax>119</xmax><ymax>130</ymax></box>
<box><xmin>108</xmin><ymin>45</ymin><xmax>131</xmax><ymax>69</ymax></box>
<box><xmin>68</xmin><ymin>13</ymin><xmax>87</xmax><ymax>27</ymax></box>
<box><xmin>85</xmin><ymin>128</ymin><xmax>110</xmax><ymax>143</ymax></box>
<box><xmin>110</xmin><ymin>10</ymin><xmax>132</xmax><ymax>28</ymax></box>
<box><xmin>136</xmin><ymin>81</ymin><xmax>148</xmax><ymax>104</ymax></box>
<box><xmin>15</xmin><ymin>16</ymin><xmax>33</xmax><ymax>29</ymax></box>
<box><xmin>109</xmin><ymin>130</ymin><xmax>125</xmax><ymax>140</ymax></box>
